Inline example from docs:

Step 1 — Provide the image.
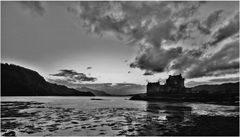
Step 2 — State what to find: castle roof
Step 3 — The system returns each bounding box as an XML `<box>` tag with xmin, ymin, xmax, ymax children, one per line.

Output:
<box><xmin>147</xmin><ymin>82</ymin><xmax>159</xmax><ymax>85</ymax></box>
<box><xmin>168</xmin><ymin>74</ymin><xmax>184</xmax><ymax>80</ymax></box>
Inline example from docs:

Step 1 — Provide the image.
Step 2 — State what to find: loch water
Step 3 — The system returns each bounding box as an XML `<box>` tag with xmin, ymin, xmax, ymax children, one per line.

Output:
<box><xmin>1</xmin><ymin>96</ymin><xmax>239</xmax><ymax>136</ymax></box>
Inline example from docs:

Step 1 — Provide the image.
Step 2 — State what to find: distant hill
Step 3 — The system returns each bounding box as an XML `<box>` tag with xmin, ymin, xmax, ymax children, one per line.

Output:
<box><xmin>76</xmin><ymin>87</ymin><xmax>111</xmax><ymax>96</ymax></box>
<box><xmin>1</xmin><ymin>63</ymin><xmax>94</xmax><ymax>96</ymax></box>
<box><xmin>77</xmin><ymin>83</ymin><xmax>146</xmax><ymax>95</ymax></box>
<box><xmin>192</xmin><ymin>82</ymin><xmax>239</xmax><ymax>94</ymax></box>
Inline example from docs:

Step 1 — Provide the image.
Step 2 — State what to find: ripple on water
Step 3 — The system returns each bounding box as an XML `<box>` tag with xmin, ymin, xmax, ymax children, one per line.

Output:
<box><xmin>1</xmin><ymin>98</ymin><xmax>239</xmax><ymax>136</ymax></box>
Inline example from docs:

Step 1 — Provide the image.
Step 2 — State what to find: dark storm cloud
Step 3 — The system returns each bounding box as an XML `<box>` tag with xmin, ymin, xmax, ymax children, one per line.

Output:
<box><xmin>50</xmin><ymin>69</ymin><xmax>97</xmax><ymax>83</ymax></box>
<box><xmin>169</xmin><ymin>49</ymin><xmax>204</xmax><ymax>74</ymax></box>
<box><xmin>196</xmin><ymin>9</ymin><xmax>224</xmax><ymax>35</ymax></box>
<box><xmin>19</xmin><ymin>1</ymin><xmax>46</xmax><ymax>16</ymax></box>
<box><xmin>47</xmin><ymin>78</ymin><xmax>74</xmax><ymax>86</ymax></box>
<box><xmin>184</xmin><ymin>40</ymin><xmax>239</xmax><ymax>78</ymax></box>
<box><xmin>130</xmin><ymin>46</ymin><xmax>183</xmax><ymax>73</ymax></box>
<box><xmin>203</xmin><ymin>10</ymin><xmax>223</xmax><ymax>29</ymax></box>
<box><xmin>189</xmin><ymin>9</ymin><xmax>224</xmax><ymax>35</ymax></box>
<box><xmin>177</xmin><ymin>9</ymin><xmax>224</xmax><ymax>36</ymax></box>
<box><xmin>68</xmin><ymin>1</ymin><xmax>203</xmax><ymax>47</ymax></box>
<box><xmin>210</xmin><ymin>12</ymin><xmax>239</xmax><ymax>45</ymax></box>
<box><xmin>67</xmin><ymin>1</ymin><xmax>238</xmax><ymax>79</ymax></box>
<box><xmin>130</xmin><ymin>38</ymin><xmax>239</xmax><ymax>79</ymax></box>
<box><xmin>51</xmin><ymin>69</ymin><xmax>79</xmax><ymax>77</ymax></box>
<box><xmin>197</xmin><ymin>24</ymin><xmax>211</xmax><ymax>35</ymax></box>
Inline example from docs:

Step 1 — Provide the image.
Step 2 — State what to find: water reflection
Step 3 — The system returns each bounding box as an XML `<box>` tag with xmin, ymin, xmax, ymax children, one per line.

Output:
<box><xmin>146</xmin><ymin>102</ymin><xmax>192</xmax><ymax>122</ymax></box>
<box><xmin>134</xmin><ymin>102</ymin><xmax>193</xmax><ymax>135</ymax></box>
<box><xmin>1</xmin><ymin>97</ymin><xmax>238</xmax><ymax>136</ymax></box>
<box><xmin>135</xmin><ymin>101</ymin><xmax>239</xmax><ymax>136</ymax></box>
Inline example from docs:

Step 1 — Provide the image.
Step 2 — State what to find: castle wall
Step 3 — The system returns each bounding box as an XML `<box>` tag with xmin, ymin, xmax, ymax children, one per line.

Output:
<box><xmin>146</xmin><ymin>74</ymin><xmax>186</xmax><ymax>96</ymax></box>
<box><xmin>147</xmin><ymin>83</ymin><xmax>160</xmax><ymax>96</ymax></box>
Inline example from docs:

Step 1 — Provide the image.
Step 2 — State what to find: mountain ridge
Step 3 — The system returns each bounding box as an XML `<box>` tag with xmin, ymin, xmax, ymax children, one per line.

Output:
<box><xmin>191</xmin><ymin>82</ymin><xmax>239</xmax><ymax>94</ymax></box>
<box><xmin>1</xmin><ymin>63</ymin><xmax>94</xmax><ymax>96</ymax></box>
<box><xmin>1</xmin><ymin>63</ymin><xmax>238</xmax><ymax>96</ymax></box>
<box><xmin>76</xmin><ymin>87</ymin><xmax>111</xmax><ymax>96</ymax></box>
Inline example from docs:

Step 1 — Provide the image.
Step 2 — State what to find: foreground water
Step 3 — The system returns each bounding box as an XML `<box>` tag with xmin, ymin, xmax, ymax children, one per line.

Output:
<box><xmin>1</xmin><ymin>96</ymin><xmax>239</xmax><ymax>136</ymax></box>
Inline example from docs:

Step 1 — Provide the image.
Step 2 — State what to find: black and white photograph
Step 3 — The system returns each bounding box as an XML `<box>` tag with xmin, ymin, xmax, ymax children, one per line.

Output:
<box><xmin>1</xmin><ymin>1</ymin><xmax>239</xmax><ymax>136</ymax></box>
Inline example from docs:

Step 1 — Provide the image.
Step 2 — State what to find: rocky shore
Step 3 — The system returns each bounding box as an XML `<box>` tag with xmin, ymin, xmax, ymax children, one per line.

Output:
<box><xmin>130</xmin><ymin>93</ymin><xmax>239</xmax><ymax>106</ymax></box>
<box><xmin>1</xmin><ymin>100</ymin><xmax>239</xmax><ymax>136</ymax></box>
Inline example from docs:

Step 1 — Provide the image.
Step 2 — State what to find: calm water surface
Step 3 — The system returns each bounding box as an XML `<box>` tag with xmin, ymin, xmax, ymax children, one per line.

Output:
<box><xmin>1</xmin><ymin>96</ymin><xmax>239</xmax><ymax>136</ymax></box>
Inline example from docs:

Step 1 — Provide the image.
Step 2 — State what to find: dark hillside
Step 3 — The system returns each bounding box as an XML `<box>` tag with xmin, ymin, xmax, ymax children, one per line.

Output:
<box><xmin>1</xmin><ymin>63</ymin><xmax>94</xmax><ymax>96</ymax></box>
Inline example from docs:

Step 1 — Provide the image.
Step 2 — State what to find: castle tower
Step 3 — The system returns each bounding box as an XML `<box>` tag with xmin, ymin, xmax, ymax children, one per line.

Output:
<box><xmin>146</xmin><ymin>74</ymin><xmax>186</xmax><ymax>96</ymax></box>
<box><xmin>165</xmin><ymin>74</ymin><xmax>185</xmax><ymax>93</ymax></box>
<box><xmin>146</xmin><ymin>82</ymin><xmax>160</xmax><ymax>96</ymax></box>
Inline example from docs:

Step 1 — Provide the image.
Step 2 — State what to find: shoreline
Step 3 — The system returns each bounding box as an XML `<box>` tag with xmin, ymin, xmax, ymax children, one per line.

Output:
<box><xmin>130</xmin><ymin>94</ymin><xmax>239</xmax><ymax>106</ymax></box>
<box><xmin>1</xmin><ymin>97</ymin><xmax>239</xmax><ymax>136</ymax></box>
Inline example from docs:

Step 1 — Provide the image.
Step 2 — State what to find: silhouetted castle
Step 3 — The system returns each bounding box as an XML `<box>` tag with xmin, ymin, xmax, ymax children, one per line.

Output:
<box><xmin>131</xmin><ymin>74</ymin><xmax>238</xmax><ymax>104</ymax></box>
<box><xmin>147</xmin><ymin>74</ymin><xmax>185</xmax><ymax>96</ymax></box>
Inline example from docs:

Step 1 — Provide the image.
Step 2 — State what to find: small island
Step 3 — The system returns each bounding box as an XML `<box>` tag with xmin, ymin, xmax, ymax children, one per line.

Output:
<box><xmin>130</xmin><ymin>74</ymin><xmax>239</xmax><ymax>105</ymax></box>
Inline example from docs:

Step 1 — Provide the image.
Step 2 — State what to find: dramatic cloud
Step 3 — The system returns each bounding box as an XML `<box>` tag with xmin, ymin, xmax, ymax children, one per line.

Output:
<box><xmin>19</xmin><ymin>1</ymin><xmax>46</xmax><ymax>16</ymax></box>
<box><xmin>203</xmin><ymin>10</ymin><xmax>223</xmax><ymax>29</ymax></box>
<box><xmin>51</xmin><ymin>69</ymin><xmax>79</xmax><ymax>77</ymax></box>
<box><xmin>184</xmin><ymin>40</ymin><xmax>239</xmax><ymax>78</ymax></box>
<box><xmin>169</xmin><ymin>39</ymin><xmax>239</xmax><ymax>78</ymax></box>
<box><xmin>196</xmin><ymin>10</ymin><xmax>224</xmax><ymax>35</ymax></box>
<box><xmin>209</xmin><ymin>12</ymin><xmax>239</xmax><ymax>45</ymax></box>
<box><xmin>50</xmin><ymin>69</ymin><xmax>97</xmax><ymax>83</ymax></box>
<box><xmin>143</xmin><ymin>71</ymin><xmax>154</xmax><ymax>76</ymax></box>
<box><xmin>170</xmin><ymin>49</ymin><xmax>203</xmax><ymax>73</ymax></box>
<box><xmin>12</xmin><ymin>1</ymin><xmax>239</xmax><ymax>80</ymax></box>
<box><xmin>68</xmin><ymin>1</ymin><xmax>204</xmax><ymax>46</ymax></box>
<box><xmin>68</xmin><ymin>1</ymin><xmax>239</xmax><ymax>79</ymax></box>
<box><xmin>130</xmin><ymin>46</ymin><xmax>183</xmax><ymax>72</ymax></box>
<box><xmin>47</xmin><ymin>78</ymin><xmax>74</xmax><ymax>86</ymax></box>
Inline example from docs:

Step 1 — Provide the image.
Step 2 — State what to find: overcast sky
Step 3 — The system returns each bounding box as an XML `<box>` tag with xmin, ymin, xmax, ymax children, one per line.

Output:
<box><xmin>1</xmin><ymin>1</ymin><xmax>239</xmax><ymax>87</ymax></box>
